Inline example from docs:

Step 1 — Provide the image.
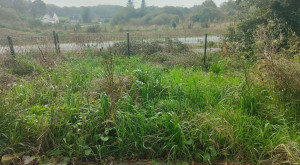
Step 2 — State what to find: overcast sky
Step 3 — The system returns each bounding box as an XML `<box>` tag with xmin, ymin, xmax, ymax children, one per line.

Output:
<box><xmin>42</xmin><ymin>0</ymin><xmax>227</xmax><ymax>8</ymax></box>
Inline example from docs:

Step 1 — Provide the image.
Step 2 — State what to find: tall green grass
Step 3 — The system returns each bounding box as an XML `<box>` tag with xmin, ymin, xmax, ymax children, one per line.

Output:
<box><xmin>0</xmin><ymin>53</ymin><xmax>299</xmax><ymax>164</ymax></box>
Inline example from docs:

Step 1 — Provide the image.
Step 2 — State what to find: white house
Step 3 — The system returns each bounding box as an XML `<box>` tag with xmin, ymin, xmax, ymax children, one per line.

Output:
<box><xmin>40</xmin><ymin>12</ymin><xmax>59</xmax><ymax>24</ymax></box>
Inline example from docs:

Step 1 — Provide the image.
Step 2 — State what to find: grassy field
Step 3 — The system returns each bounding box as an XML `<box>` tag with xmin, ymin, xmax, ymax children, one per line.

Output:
<box><xmin>0</xmin><ymin>22</ymin><xmax>228</xmax><ymax>45</ymax></box>
<box><xmin>0</xmin><ymin>47</ymin><xmax>299</xmax><ymax>164</ymax></box>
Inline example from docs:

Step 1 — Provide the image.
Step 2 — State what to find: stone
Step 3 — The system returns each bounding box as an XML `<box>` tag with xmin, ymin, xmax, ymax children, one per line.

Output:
<box><xmin>22</xmin><ymin>156</ymin><xmax>36</xmax><ymax>165</ymax></box>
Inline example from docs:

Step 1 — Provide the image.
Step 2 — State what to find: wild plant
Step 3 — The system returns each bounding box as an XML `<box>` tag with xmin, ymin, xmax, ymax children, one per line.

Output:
<box><xmin>254</xmin><ymin>23</ymin><xmax>300</xmax><ymax>113</ymax></box>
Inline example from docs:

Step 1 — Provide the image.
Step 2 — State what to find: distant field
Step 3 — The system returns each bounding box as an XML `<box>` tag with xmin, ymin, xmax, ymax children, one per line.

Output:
<box><xmin>0</xmin><ymin>28</ymin><xmax>32</xmax><ymax>38</ymax></box>
<box><xmin>0</xmin><ymin>21</ymin><xmax>230</xmax><ymax>39</ymax></box>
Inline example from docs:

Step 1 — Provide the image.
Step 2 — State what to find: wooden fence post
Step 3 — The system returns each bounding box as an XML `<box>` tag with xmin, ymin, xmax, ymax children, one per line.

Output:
<box><xmin>56</xmin><ymin>32</ymin><xmax>61</xmax><ymax>53</ymax></box>
<box><xmin>53</xmin><ymin>31</ymin><xmax>58</xmax><ymax>53</ymax></box>
<box><xmin>7</xmin><ymin>36</ymin><xmax>15</xmax><ymax>58</ymax></box>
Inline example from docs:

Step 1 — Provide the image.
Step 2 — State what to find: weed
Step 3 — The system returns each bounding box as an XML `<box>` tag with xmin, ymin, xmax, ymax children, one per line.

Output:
<box><xmin>0</xmin><ymin>50</ymin><xmax>299</xmax><ymax>164</ymax></box>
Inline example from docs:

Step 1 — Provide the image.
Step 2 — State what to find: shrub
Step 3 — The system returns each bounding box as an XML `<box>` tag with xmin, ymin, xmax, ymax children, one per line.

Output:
<box><xmin>111</xmin><ymin>39</ymin><xmax>192</xmax><ymax>56</ymax></box>
<box><xmin>1</xmin><ymin>56</ymin><xmax>34</xmax><ymax>76</ymax></box>
<box><xmin>254</xmin><ymin>24</ymin><xmax>300</xmax><ymax>105</ymax></box>
<box><xmin>111</xmin><ymin>40</ymin><xmax>164</xmax><ymax>56</ymax></box>
<box><xmin>10</xmin><ymin>60</ymin><xmax>34</xmax><ymax>76</ymax></box>
<box><xmin>144</xmin><ymin>52</ymin><xmax>202</xmax><ymax>68</ymax></box>
<box><xmin>86</xmin><ymin>25</ymin><xmax>101</xmax><ymax>33</ymax></box>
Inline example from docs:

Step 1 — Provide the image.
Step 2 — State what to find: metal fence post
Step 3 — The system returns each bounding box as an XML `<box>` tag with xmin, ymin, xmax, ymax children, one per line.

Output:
<box><xmin>127</xmin><ymin>32</ymin><xmax>130</xmax><ymax>57</ymax></box>
<box><xmin>204</xmin><ymin>33</ymin><xmax>208</xmax><ymax>65</ymax></box>
<box><xmin>7</xmin><ymin>36</ymin><xmax>15</xmax><ymax>58</ymax></box>
<box><xmin>53</xmin><ymin>31</ymin><xmax>58</xmax><ymax>53</ymax></box>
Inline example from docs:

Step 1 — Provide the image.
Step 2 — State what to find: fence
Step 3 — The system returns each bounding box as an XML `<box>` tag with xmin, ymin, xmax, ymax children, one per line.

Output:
<box><xmin>0</xmin><ymin>30</ymin><xmax>222</xmax><ymax>57</ymax></box>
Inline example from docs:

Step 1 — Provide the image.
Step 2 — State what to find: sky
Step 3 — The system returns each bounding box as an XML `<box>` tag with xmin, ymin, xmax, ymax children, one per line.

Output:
<box><xmin>42</xmin><ymin>0</ymin><xmax>227</xmax><ymax>8</ymax></box>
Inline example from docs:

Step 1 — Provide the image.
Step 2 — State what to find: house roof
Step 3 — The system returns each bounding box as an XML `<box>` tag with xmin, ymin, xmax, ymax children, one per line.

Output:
<box><xmin>40</xmin><ymin>12</ymin><xmax>59</xmax><ymax>23</ymax></box>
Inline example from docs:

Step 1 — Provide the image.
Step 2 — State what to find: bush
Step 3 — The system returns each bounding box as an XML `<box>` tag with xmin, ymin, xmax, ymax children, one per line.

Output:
<box><xmin>10</xmin><ymin>60</ymin><xmax>34</xmax><ymax>76</ymax></box>
<box><xmin>111</xmin><ymin>39</ymin><xmax>191</xmax><ymax>57</ymax></box>
<box><xmin>144</xmin><ymin>52</ymin><xmax>202</xmax><ymax>68</ymax></box>
<box><xmin>210</xmin><ymin>62</ymin><xmax>223</xmax><ymax>74</ymax></box>
<box><xmin>86</xmin><ymin>25</ymin><xmax>101</xmax><ymax>33</ymax></box>
<box><xmin>111</xmin><ymin>40</ymin><xmax>164</xmax><ymax>56</ymax></box>
<box><xmin>254</xmin><ymin>24</ymin><xmax>300</xmax><ymax>106</ymax></box>
<box><xmin>164</xmin><ymin>39</ymin><xmax>190</xmax><ymax>54</ymax></box>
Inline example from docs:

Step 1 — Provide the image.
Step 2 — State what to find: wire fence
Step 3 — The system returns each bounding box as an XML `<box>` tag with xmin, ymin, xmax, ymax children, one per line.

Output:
<box><xmin>0</xmin><ymin>31</ymin><xmax>222</xmax><ymax>56</ymax></box>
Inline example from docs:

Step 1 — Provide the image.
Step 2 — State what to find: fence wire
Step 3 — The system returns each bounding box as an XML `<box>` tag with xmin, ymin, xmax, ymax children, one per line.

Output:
<box><xmin>0</xmin><ymin>38</ymin><xmax>9</xmax><ymax>54</ymax></box>
<box><xmin>0</xmin><ymin>31</ymin><xmax>222</xmax><ymax>56</ymax></box>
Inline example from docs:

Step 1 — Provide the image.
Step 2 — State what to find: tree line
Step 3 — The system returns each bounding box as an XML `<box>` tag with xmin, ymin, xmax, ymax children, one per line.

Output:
<box><xmin>0</xmin><ymin>0</ymin><xmax>47</xmax><ymax>18</ymax></box>
<box><xmin>0</xmin><ymin>0</ymin><xmax>257</xmax><ymax>28</ymax></box>
<box><xmin>111</xmin><ymin>0</ymin><xmax>238</xmax><ymax>27</ymax></box>
<box><xmin>0</xmin><ymin>0</ymin><xmax>122</xmax><ymax>23</ymax></box>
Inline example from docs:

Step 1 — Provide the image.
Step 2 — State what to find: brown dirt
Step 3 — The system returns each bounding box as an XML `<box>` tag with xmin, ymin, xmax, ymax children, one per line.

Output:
<box><xmin>0</xmin><ymin>72</ymin><xmax>18</xmax><ymax>90</ymax></box>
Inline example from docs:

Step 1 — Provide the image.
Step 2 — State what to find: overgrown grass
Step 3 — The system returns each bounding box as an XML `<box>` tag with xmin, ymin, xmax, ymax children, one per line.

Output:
<box><xmin>0</xmin><ymin>51</ymin><xmax>299</xmax><ymax>164</ymax></box>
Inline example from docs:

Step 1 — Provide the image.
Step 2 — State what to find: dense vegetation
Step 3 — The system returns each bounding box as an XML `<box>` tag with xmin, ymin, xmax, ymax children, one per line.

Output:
<box><xmin>0</xmin><ymin>39</ymin><xmax>299</xmax><ymax>164</ymax></box>
<box><xmin>110</xmin><ymin>0</ymin><xmax>234</xmax><ymax>27</ymax></box>
<box><xmin>225</xmin><ymin>0</ymin><xmax>300</xmax><ymax>107</ymax></box>
<box><xmin>0</xmin><ymin>0</ymin><xmax>299</xmax><ymax>164</ymax></box>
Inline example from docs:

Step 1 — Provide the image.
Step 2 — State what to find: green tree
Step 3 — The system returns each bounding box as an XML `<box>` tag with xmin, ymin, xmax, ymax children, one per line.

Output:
<box><xmin>220</xmin><ymin>0</ymin><xmax>238</xmax><ymax>20</ymax></box>
<box><xmin>141</xmin><ymin>0</ymin><xmax>146</xmax><ymax>9</ymax></box>
<box><xmin>31</xmin><ymin>0</ymin><xmax>47</xmax><ymax>18</ymax></box>
<box><xmin>127</xmin><ymin>0</ymin><xmax>134</xmax><ymax>8</ymax></box>
<box><xmin>191</xmin><ymin>0</ymin><xmax>221</xmax><ymax>23</ymax></box>
<box><xmin>191</xmin><ymin>7</ymin><xmax>222</xmax><ymax>23</ymax></box>
<box><xmin>235</xmin><ymin>0</ymin><xmax>300</xmax><ymax>35</ymax></box>
<box><xmin>269</xmin><ymin>0</ymin><xmax>300</xmax><ymax>35</ymax></box>
<box><xmin>202</xmin><ymin>0</ymin><xmax>217</xmax><ymax>8</ymax></box>
<box><xmin>226</xmin><ymin>0</ymin><xmax>300</xmax><ymax>55</ymax></box>
<box><xmin>150</xmin><ymin>13</ymin><xmax>176</xmax><ymax>25</ymax></box>
<box><xmin>171</xmin><ymin>20</ymin><xmax>177</xmax><ymax>29</ymax></box>
<box><xmin>82</xmin><ymin>7</ymin><xmax>91</xmax><ymax>23</ymax></box>
<box><xmin>158</xmin><ymin>6</ymin><xmax>184</xmax><ymax>19</ymax></box>
<box><xmin>111</xmin><ymin>5</ymin><xmax>185</xmax><ymax>26</ymax></box>
<box><xmin>111</xmin><ymin>7</ymin><xmax>137</xmax><ymax>25</ymax></box>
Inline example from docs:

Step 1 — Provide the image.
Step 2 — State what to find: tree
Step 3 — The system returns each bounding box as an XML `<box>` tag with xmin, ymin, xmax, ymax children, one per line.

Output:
<box><xmin>225</xmin><ymin>0</ymin><xmax>300</xmax><ymax>55</ymax></box>
<box><xmin>82</xmin><ymin>7</ymin><xmax>91</xmax><ymax>23</ymax></box>
<box><xmin>110</xmin><ymin>5</ymin><xmax>184</xmax><ymax>26</ymax></box>
<box><xmin>201</xmin><ymin>0</ymin><xmax>217</xmax><ymax>8</ymax></box>
<box><xmin>191</xmin><ymin>7</ymin><xmax>222</xmax><ymax>23</ymax></box>
<box><xmin>235</xmin><ymin>0</ymin><xmax>300</xmax><ymax>35</ymax></box>
<box><xmin>13</xmin><ymin>0</ymin><xmax>27</xmax><ymax>13</ymax></box>
<box><xmin>31</xmin><ymin>0</ymin><xmax>47</xmax><ymax>18</ymax></box>
<box><xmin>220</xmin><ymin>0</ymin><xmax>238</xmax><ymax>20</ymax></box>
<box><xmin>141</xmin><ymin>0</ymin><xmax>146</xmax><ymax>9</ymax></box>
<box><xmin>127</xmin><ymin>0</ymin><xmax>134</xmax><ymax>8</ymax></box>
<box><xmin>269</xmin><ymin>0</ymin><xmax>300</xmax><ymax>35</ymax></box>
<box><xmin>111</xmin><ymin>7</ymin><xmax>137</xmax><ymax>25</ymax></box>
<box><xmin>171</xmin><ymin>20</ymin><xmax>177</xmax><ymax>29</ymax></box>
<box><xmin>190</xmin><ymin>0</ymin><xmax>221</xmax><ymax>23</ymax></box>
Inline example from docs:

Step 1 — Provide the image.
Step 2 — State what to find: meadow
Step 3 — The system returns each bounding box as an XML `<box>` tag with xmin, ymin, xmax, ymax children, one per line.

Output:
<box><xmin>0</xmin><ymin>41</ymin><xmax>299</xmax><ymax>164</ymax></box>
